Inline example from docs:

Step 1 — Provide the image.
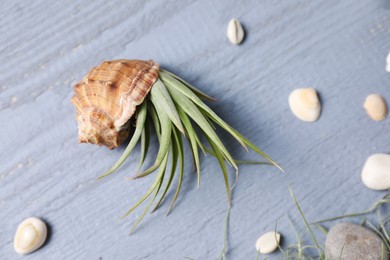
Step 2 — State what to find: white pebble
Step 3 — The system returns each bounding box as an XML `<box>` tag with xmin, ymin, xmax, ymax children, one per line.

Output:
<box><xmin>11</xmin><ymin>96</ymin><xmax>18</xmax><ymax>104</ymax></box>
<box><xmin>255</xmin><ymin>231</ymin><xmax>281</xmax><ymax>254</ymax></box>
<box><xmin>226</xmin><ymin>18</ymin><xmax>244</xmax><ymax>45</ymax></box>
<box><xmin>362</xmin><ymin>154</ymin><xmax>390</xmax><ymax>190</ymax></box>
<box><xmin>289</xmin><ymin>88</ymin><xmax>321</xmax><ymax>122</ymax></box>
<box><xmin>364</xmin><ymin>94</ymin><xmax>388</xmax><ymax>121</ymax></box>
<box><xmin>386</xmin><ymin>49</ymin><xmax>390</xmax><ymax>72</ymax></box>
<box><xmin>14</xmin><ymin>217</ymin><xmax>47</xmax><ymax>255</ymax></box>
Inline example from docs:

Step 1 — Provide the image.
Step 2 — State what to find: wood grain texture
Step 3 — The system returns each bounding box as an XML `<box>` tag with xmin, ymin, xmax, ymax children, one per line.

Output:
<box><xmin>1</xmin><ymin>0</ymin><xmax>390</xmax><ymax>259</ymax></box>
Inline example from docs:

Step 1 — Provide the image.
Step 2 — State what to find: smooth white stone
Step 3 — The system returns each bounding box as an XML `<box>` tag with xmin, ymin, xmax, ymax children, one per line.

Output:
<box><xmin>288</xmin><ymin>88</ymin><xmax>321</xmax><ymax>122</ymax></box>
<box><xmin>255</xmin><ymin>231</ymin><xmax>281</xmax><ymax>254</ymax></box>
<box><xmin>363</xmin><ymin>94</ymin><xmax>388</xmax><ymax>121</ymax></box>
<box><xmin>386</xmin><ymin>49</ymin><xmax>390</xmax><ymax>72</ymax></box>
<box><xmin>14</xmin><ymin>217</ymin><xmax>47</xmax><ymax>255</ymax></box>
<box><xmin>361</xmin><ymin>153</ymin><xmax>390</xmax><ymax>190</ymax></box>
<box><xmin>226</xmin><ymin>19</ymin><xmax>244</xmax><ymax>45</ymax></box>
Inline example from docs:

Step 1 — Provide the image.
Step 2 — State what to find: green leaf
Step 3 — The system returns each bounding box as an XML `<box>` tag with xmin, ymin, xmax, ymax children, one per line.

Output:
<box><xmin>289</xmin><ymin>187</ymin><xmax>321</xmax><ymax>250</ymax></box>
<box><xmin>160</xmin><ymin>72</ymin><xmax>247</xmax><ymax>150</ymax></box>
<box><xmin>147</xmin><ymin>102</ymin><xmax>161</xmax><ymax>139</ymax></box>
<box><xmin>119</xmin><ymin>158</ymin><xmax>166</xmax><ymax>221</ymax></box>
<box><xmin>177</xmin><ymin>106</ymin><xmax>201</xmax><ymax>187</ymax></box>
<box><xmin>160</xmin><ymin>69</ymin><xmax>216</xmax><ymax>102</ymax></box>
<box><xmin>233</xmin><ymin>160</ymin><xmax>273</xmax><ymax>165</ymax></box>
<box><xmin>97</xmin><ymin>102</ymin><xmax>148</xmax><ymax>180</ymax></box>
<box><xmin>177</xmin><ymin>106</ymin><xmax>206</xmax><ymax>154</ymax></box>
<box><xmin>207</xmin><ymin>136</ymin><xmax>231</xmax><ymax>204</ymax></box>
<box><xmin>130</xmin><ymin>153</ymin><xmax>168</xmax><ymax>233</ymax></box>
<box><xmin>168</xmin><ymin>128</ymin><xmax>184</xmax><ymax>215</ymax></box>
<box><xmin>163</xmin><ymin>79</ymin><xmax>237</xmax><ymax>171</ymax></box>
<box><xmin>204</xmin><ymin>146</ymin><xmax>273</xmax><ymax>165</ymax></box>
<box><xmin>152</xmin><ymin>132</ymin><xmax>179</xmax><ymax>212</ymax></box>
<box><xmin>162</xmin><ymin>70</ymin><xmax>282</xmax><ymax>171</ymax></box>
<box><xmin>150</xmin><ymin>78</ymin><xmax>184</xmax><ymax>133</ymax></box>
<box><xmin>230</xmin><ymin>128</ymin><xmax>283</xmax><ymax>172</ymax></box>
<box><xmin>135</xmin><ymin>102</ymin><xmax>172</xmax><ymax>178</ymax></box>
<box><xmin>136</xmin><ymin>118</ymin><xmax>151</xmax><ymax>172</ymax></box>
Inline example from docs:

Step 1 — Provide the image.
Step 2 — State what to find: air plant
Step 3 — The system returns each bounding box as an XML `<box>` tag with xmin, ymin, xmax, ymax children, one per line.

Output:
<box><xmin>270</xmin><ymin>188</ymin><xmax>390</xmax><ymax>260</ymax></box>
<box><xmin>71</xmin><ymin>59</ymin><xmax>281</xmax><ymax>231</ymax></box>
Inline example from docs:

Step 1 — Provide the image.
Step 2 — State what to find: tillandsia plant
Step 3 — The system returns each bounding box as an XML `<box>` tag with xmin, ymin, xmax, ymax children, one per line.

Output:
<box><xmin>71</xmin><ymin>59</ymin><xmax>281</xmax><ymax>231</ymax></box>
<box><xmin>269</xmin><ymin>188</ymin><xmax>390</xmax><ymax>259</ymax></box>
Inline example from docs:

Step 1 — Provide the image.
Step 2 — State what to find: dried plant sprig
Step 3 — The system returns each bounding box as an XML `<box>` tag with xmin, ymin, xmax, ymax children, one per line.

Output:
<box><xmin>313</xmin><ymin>189</ymin><xmax>390</xmax><ymax>255</ymax></box>
<box><xmin>274</xmin><ymin>188</ymin><xmax>390</xmax><ymax>259</ymax></box>
<box><xmin>71</xmin><ymin>60</ymin><xmax>281</xmax><ymax>232</ymax></box>
<box><xmin>314</xmin><ymin>191</ymin><xmax>390</xmax><ymax>224</ymax></box>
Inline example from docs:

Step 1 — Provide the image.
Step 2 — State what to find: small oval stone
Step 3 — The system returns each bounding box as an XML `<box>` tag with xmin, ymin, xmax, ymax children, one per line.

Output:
<box><xmin>226</xmin><ymin>18</ymin><xmax>244</xmax><ymax>45</ymax></box>
<box><xmin>255</xmin><ymin>231</ymin><xmax>281</xmax><ymax>254</ymax></box>
<box><xmin>386</xmin><ymin>49</ymin><xmax>390</xmax><ymax>72</ymax></box>
<box><xmin>325</xmin><ymin>223</ymin><xmax>388</xmax><ymax>260</ymax></box>
<box><xmin>361</xmin><ymin>153</ymin><xmax>390</xmax><ymax>190</ymax></box>
<box><xmin>364</xmin><ymin>94</ymin><xmax>388</xmax><ymax>121</ymax></box>
<box><xmin>288</xmin><ymin>88</ymin><xmax>321</xmax><ymax>122</ymax></box>
<box><xmin>14</xmin><ymin>217</ymin><xmax>47</xmax><ymax>255</ymax></box>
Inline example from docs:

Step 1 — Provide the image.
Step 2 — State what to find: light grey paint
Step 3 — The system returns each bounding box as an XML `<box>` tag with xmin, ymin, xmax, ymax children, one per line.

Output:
<box><xmin>1</xmin><ymin>1</ymin><xmax>390</xmax><ymax>259</ymax></box>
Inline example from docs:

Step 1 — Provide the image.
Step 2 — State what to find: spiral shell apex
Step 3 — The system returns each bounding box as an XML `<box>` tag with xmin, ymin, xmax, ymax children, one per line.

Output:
<box><xmin>71</xmin><ymin>59</ymin><xmax>159</xmax><ymax>149</ymax></box>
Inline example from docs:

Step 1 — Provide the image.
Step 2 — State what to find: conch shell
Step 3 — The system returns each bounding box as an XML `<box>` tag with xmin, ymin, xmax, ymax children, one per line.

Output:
<box><xmin>71</xmin><ymin>60</ymin><xmax>159</xmax><ymax>149</ymax></box>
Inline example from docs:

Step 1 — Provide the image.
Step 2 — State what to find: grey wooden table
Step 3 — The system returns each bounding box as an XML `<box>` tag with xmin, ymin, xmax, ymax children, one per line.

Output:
<box><xmin>1</xmin><ymin>1</ymin><xmax>390</xmax><ymax>259</ymax></box>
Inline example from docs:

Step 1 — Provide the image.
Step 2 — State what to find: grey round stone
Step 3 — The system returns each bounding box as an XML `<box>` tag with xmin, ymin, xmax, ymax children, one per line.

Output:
<box><xmin>325</xmin><ymin>223</ymin><xmax>388</xmax><ymax>260</ymax></box>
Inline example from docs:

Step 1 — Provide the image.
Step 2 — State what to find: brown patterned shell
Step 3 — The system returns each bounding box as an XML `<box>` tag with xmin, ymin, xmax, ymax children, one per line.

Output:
<box><xmin>71</xmin><ymin>59</ymin><xmax>159</xmax><ymax>149</ymax></box>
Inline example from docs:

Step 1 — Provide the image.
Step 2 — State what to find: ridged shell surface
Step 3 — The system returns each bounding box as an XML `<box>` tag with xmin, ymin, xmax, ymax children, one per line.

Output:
<box><xmin>71</xmin><ymin>60</ymin><xmax>159</xmax><ymax>149</ymax></box>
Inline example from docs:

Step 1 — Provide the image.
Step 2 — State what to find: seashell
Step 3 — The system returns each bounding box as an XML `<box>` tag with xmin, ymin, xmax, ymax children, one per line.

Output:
<box><xmin>227</xmin><ymin>18</ymin><xmax>245</xmax><ymax>45</ymax></box>
<box><xmin>14</xmin><ymin>217</ymin><xmax>47</xmax><ymax>255</ymax></box>
<box><xmin>288</xmin><ymin>88</ymin><xmax>321</xmax><ymax>122</ymax></box>
<box><xmin>255</xmin><ymin>231</ymin><xmax>281</xmax><ymax>254</ymax></box>
<box><xmin>71</xmin><ymin>60</ymin><xmax>159</xmax><ymax>149</ymax></box>
<box><xmin>363</xmin><ymin>94</ymin><xmax>388</xmax><ymax>121</ymax></box>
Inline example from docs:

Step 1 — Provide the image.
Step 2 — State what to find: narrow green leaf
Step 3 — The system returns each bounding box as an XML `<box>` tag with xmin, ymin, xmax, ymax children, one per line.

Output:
<box><xmin>203</xmin><ymin>145</ymin><xmax>214</xmax><ymax>156</ymax></box>
<box><xmin>130</xmin><ymin>154</ymin><xmax>168</xmax><ymax>233</ymax></box>
<box><xmin>207</xmin><ymin>136</ymin><xmax>231</xmax><ymax>204</ymax></box>
<box><xmin>203</xmin><ymin>145</ymin><xmax>269</xmax><ymax>165</ymax></box>
<box><xmin>147</xmin><ymin>102</ymin><xmax>161</xmax><ymax>139</ymax></box>
<box><xmin>160</xmin><ymin>72</ymin><xmax>246</xmax><ymax>149</ymax></box>
<box><xmin>177</xmin><ymin>107</ymin><xmax>201</xmax><ymax>187</ymax></box>
<box><xmin>135</xmin><ymin>103</ymin><xmax>172</xmax><ymax>178</ymax></box>
<box><xmin>164</xmin><ymin>80</ymin><xmax>237</xmax><ymax>171</ymax></box>
<box><xmin>315</xmin><ymin>224</ymin><xmax>328</xmax><ymax>235</ymax></box>
<box><xmin>230</xmin><ymin>128</ymin><xmax>283</xmax><ymax>172</ymax></box>
<box><xmin>234</xmin><ymin>160</ymin><xmax>273</xmax><ymax>165</ymax></box>
<box><xmin>97</xmin><ymin>102</ymin><xmax>148</xmax><ymax>180</ymax></box>
<box><xmin>218</xmin><ymin>205</ymin><xmax>231</xmax><ymax>260</ymax></box>
<box><xmin>205</xmin><ymin>114</ymin><xmax>216</xmax><ymax>130</ymax></box>
<box><xmin>150</xmin><ymin>78</ymin><xmax>184</xmax><ymax>133</ymax></box>
<box><xmin>177</xmin><ymin>106</ymin><xmax>206</xmax><ymax>154</ymax></box>
<box><xmin>162</xmin><ymin>71</ymin><xmax>281</xmax><ymax>172</ymax></box>
<box><xmin>152</xmin><ymin>132</ymin><xmax>179</xmax><ymax>212</ymax></box>
<box><xmin>160</xmin><ymin>69</ymin><xmax>216</xmax><ymax>101</ymax></box>
<box><xmin>168</xmin><ymin>128</ymin><xmax>184</xmax><ymax>215</ymax></box>
<box><xmin>377</xmin><ymin>207</ymin><xmax>390</xmax><ymax>241</ymax></box>
<box><xmin>313</xmin><ymin>195</ymin><xmax>390</xmax><ymax>224</ymax></box>
<box><xmin>289</xmin><ymin>187</ymin><xmax>321</xmax><ymax>250</ymax></box>
<box><xmin>119</xmin><ymin>161</ymin><xmax>165</xmax><ymax>220</ymax></box>
<box><xmin>136</xmin><ymin>118</ymin><xmax>151</xmax><ymax>172</ymax></box>
<box><xmin>195</xmin><ymin>136</ymin><xmax>206</xmax><ymax>155</ymax></box>
<box><xmin>365</xmin><ymin>220</ymin><xmax>390</xmax><ymax>252</ymax></box>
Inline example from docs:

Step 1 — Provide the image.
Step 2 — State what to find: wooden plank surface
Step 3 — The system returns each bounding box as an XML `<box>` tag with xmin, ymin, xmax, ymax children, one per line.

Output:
<box><xmin>1</xmin><ymin>0</ymin><xmax>390</xmax><ymax>259</ymax></box>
